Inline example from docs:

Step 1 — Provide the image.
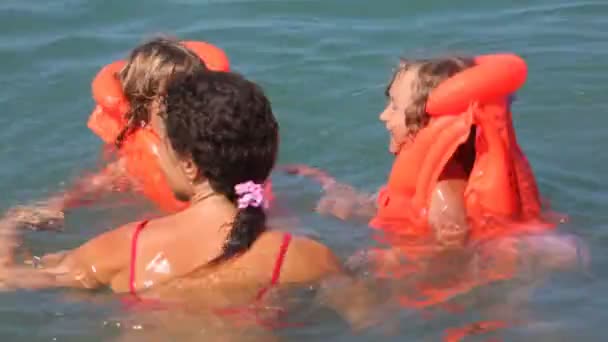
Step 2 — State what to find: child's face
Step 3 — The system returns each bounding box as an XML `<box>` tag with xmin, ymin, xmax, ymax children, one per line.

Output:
<box><xmin>379</xmin><ymin>69</ymin><xmax>417</xmax><ymax>154</ymax></box>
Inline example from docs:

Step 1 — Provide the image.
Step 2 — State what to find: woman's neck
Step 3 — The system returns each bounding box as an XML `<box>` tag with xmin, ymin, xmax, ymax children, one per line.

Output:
<box><xmin>188</xmin><ymin>184</ymin><xmax>236</xmax><ymax>217</ymax></box>
<box><xmin>190</xmin><ymin>190</ymin><xmax>217</xmax><ymax>205</ymax></box>
<box><xmin>189</xmin><ymin>182</ymin><xmax>218</xmax><ymax>205</ymax></box>
<box><xmin>183</xmin><ymin>185</ymin><xmax>239</xmax><ymax>265</ymax></box>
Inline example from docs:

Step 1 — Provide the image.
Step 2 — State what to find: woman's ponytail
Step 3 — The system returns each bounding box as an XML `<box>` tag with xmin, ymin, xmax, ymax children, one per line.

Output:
<box><xmin>210</xmin><ymin>181</ymin><xmax>267</xmax><ymax>264</ymax></box>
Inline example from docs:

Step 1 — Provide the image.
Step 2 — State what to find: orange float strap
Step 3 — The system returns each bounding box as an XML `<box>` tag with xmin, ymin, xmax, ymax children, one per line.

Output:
<box><xmin>88</xmin><ymin>60</ymin><xmax>128</xmax><ymax>145</ymax></box>
<box><xmin>370</xmin><ymin>53</ymin><xmax>553</xmax><ymax>241</ymax></box>
<box><xmin>86</xmin><ymin>41</ymin><xmax>231</xmax><ymax>213</ymax></box>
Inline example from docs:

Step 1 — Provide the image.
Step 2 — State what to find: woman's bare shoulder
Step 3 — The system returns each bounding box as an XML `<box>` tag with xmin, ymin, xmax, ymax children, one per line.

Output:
<box><xmin>254</xmin><ymin>230</ymin><xmax>342</xmax><ymax>284</ymax></box>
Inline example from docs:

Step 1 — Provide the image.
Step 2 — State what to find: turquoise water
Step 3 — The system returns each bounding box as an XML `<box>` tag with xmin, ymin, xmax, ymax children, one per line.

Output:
<box><xmin>0</xmin><ymin>0</ymin><xmax>606</xmax><ymax>340</ymax></box>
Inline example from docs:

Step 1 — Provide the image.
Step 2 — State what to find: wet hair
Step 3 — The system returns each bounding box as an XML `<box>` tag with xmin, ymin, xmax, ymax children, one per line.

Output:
<box><xmin>386</xmin><ymin>56</ymin><xmax>477</xmax><ymax>174</ymax></box>
<box><xmin>386</xmin><ymin>56</ymin><xmax>475</xmax><ymax>134</ymax></box>
<box><xmin>114</xmin><ymin>37</ymin><xmax>208</xmax><ymax>148</ymax></box>
<box><xmin>164</xmin><ymin>70</ymin><xmax>279</xmax><ymax>264</ymax></box>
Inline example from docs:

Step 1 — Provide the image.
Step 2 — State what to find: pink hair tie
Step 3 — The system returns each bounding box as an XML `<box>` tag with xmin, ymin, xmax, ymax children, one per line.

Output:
<box><xmin>235</xmin><ymin>181</ymin><xmax>265</xmax><ymax>209</ymax></box>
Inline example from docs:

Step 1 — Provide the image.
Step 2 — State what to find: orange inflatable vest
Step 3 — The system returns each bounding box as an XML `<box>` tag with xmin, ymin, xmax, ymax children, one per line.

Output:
<box><xmin>87</xmin><ymin>41</ymin><xmax>231</xmax><ymax>212</ymax></box>
<box><xmin>369</xmin><ymin>54</ymin><xmax>553</xmax><ymax>242</ymax></box>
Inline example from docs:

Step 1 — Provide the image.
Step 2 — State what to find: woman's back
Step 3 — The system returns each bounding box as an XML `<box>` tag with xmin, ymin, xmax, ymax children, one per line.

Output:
<box><xmin>125</xmin><ymin>197</ymin><xmax>339</xmax><ymax>309</ymax></box>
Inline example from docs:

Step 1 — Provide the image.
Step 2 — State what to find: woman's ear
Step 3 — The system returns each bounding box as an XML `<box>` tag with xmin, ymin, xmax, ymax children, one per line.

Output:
<box><xmin>180</xmin><ymin>157</ymin><xmax>199</xmax><ymax>184</ymax></box>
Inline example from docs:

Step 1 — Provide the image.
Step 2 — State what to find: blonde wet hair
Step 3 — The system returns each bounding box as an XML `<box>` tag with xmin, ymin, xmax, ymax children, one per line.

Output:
<box><xmin>386</xmin><ymin>56</ymin><xmax>475</xmax><ymax>136</ymax></box>
<box><xmin>115</xmin><ymin>37</ymin><xmax>207</xmax><ymax>147</ymax></box>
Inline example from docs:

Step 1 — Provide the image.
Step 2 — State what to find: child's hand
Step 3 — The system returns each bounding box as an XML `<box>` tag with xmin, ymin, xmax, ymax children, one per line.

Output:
<box><xmin>317</xmin><ymin>182</ymin><xmax>377</xmax><ymax>221</ymax></box>
<box><xmin>280</xmin><ymin>164</ymin><xmax>337</xmax><ymax>188</ymax></box>
<box><xmin>346</xmin><ymin>248</ymin><xmax>407</xmax><ymax>278</ymax></box>
<box><xmin>280</xmin><ymin>163</ymin><xmax>377</xmax><ymax>221</ymax></box>
<box><xmin>316</xmin><ymin>182</ymin><xmax>360</xmax><ymax>220</ymax></box>
<box><xmin>433</xmin><ymin>222</ymin><xmax>469</xmax><ymax>250</ymax></box>
<box><xmin>6</xmin><ymin>202</ymin><xmax>64</xmax><ymax>231</ymax></box>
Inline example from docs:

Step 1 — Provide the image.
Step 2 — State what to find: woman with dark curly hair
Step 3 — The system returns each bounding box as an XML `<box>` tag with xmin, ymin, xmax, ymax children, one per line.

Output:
<box><xmin>0</xmin><ymin>70</ymin><xmax>375</xmax><ymax>331</ymax></box>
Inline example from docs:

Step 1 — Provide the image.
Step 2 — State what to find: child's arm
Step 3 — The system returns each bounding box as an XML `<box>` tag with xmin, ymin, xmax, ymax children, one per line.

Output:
<box><xmin>428</xmin><ymin>179</ymin><xmax>470</xmax><ymax>249</ymax></box>
<box><xmin>8</xmin><ymin>158</ymin><xmax>133</xmax><ymax>230</ymax></box>
<box><xmin>281</xmin><ymin>164</ymin><xmax>378</xmax><ymax>223</ymax></box>
<box><xmin>315</xmin><ymin>183</ymin><xmax>378</xmax><ymax>223</ymax></box>
<box><xmin>61</xmin><ymin>158</ymin><xmax>131</xmax><ymax>208</ymax></box>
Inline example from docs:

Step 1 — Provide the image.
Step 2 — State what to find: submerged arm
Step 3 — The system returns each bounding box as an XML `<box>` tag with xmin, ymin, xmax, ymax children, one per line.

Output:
<box><xmin>281</xmin><ymin>164</ymin><xmax>378</xmax><ymax>223</ymax></box>
<box><xmin>62</xmin><ymin>159</ymin><xmax>130</xmax><ymax>208</ymax></box>
<box><xmin>0</xmin><ymin>253</ymin><xmax>101</xmax><ymax>290</ymax></box>
<box><xmin>287</xmin><ymin>238</ymin><xmax>383</xmax><ymax>331</ymax></box>
<box><xmin>316</xmin><ymin>271</ymin><xmax>384</xmax><ymax>331</ymax></box>
<box><xmin>482</xmin><ymin>232</ymin><xmax>588</xmax><ymax>276</ymax></box>
<box><xmin>315</xmin><ymin>183</ymin><xmax>378</xmax><ymax>223</ymax></box>
<box><xmin>428</xmin><ymin>178</ymin><xmax>471</xmax><ymax>249</ymax></box>
<box><xmin>0</xmin><ymin>217</ymin><xmax>132</xmax><ymax>291</ymax></box>
<box><xmin>8</xmin><ymin>158</ymin><xmax>132</xmax><ymax>231</ymax></box>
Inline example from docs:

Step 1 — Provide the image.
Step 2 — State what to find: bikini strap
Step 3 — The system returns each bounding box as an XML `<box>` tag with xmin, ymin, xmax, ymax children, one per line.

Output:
<box><xmin>255</xmin><ymin>233</ymin><xmax>292</xmax><ymax>301</ymax></box>
<box><xmin>270</xmin><ymin>233</ymin><xmax>292</xmax><ymax>286</ymax></box>
<box><xmin>129</xmin><ymin>220</ymin><xmax>150</xmax><ymax>296</ymax></box>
